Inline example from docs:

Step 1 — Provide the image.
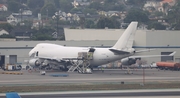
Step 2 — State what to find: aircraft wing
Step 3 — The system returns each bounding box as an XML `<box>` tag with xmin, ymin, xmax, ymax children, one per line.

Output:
<box><xmin>6</xmin><ymin>92</ymin><xmax>21</xmax><ymax>98</ymax></box>
<box><xmin>30</xmin><ymin>51</ymin><xmax>64</xmax><ymax>62</ymax></box>
<box><xmin>35</xmin><ymin>56</ymin><xmax>81</xmax><ymax>62</ymax></box>
<box><xmin>109</xmin><ymin>49</ymin><xmax>130</xmax><ymax>54</ymax></box>
<box><xmin>129</xmin><ymin>51</ymin><xmax>176</xmax><ymax>58</ymax></box>
<box><xmin>34</xmin><ymin>56</ymin><xmax>64</xmax><ymax>62</ymax></box>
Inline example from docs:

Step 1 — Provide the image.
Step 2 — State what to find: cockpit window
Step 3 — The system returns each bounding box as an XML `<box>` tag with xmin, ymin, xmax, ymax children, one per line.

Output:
<box><xmin>36</xmin><ymin>51</ymin><xmax>38</xmax><ymax>56</ymax></box>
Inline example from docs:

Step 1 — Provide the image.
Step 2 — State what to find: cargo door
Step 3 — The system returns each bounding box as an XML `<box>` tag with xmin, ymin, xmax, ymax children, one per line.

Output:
<box><xmin>88</xmin><ymin>48</ymin><xmax>95</xmax><ymax>60</ymax></box>
<box><xmin>9</xmin><ymin>55</ymin><xmax>17</xmax><ymax>64</ymax></box>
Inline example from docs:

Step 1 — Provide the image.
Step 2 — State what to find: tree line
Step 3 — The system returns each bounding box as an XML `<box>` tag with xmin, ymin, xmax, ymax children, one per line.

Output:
<box><xmin>1</xmin><ymin>0</ymin><xmax>180</xmax><ymax>40</ymax></box>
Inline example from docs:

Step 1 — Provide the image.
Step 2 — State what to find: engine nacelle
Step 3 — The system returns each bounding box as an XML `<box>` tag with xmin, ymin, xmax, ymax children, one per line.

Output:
<box><xmin>121</xmin><ymin>57</ymin><xmax>141</xmax><ymax>66</ymax></box>
<box><xmin>42</xmin><ymin>60</ymin><xmax>49</xmax><ymax>66</ymax></box>
<box><xmin>28</xmin><ymin>59</ymin><xmax>40</xmax><ymax>66</ymax></box>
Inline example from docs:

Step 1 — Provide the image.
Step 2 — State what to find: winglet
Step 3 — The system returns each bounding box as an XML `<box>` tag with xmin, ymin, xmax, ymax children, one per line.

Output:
<box><xmin>6</xmin><ymin>92</ymin><xmax>21</xmax><ymax>98</ymax></box>
<box><xmin>169</xmin><ymin>51</ymin><xmax>176</xmax><ymax>56</ymax></box>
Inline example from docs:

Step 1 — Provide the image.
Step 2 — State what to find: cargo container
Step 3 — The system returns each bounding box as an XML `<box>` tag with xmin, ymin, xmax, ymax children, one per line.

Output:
<box><xmin>4</xmin><ymin>64</ymin><xmax>22</xmax><ymax>71</ymax></box>
<box><xmin>8</xmin><ymin>65</ymin><xmax>13</xmax><ymax>71</ymax></box>
<box><xmin>156</xmin><ymin>62</ymin><xmax>180</xmax><ymax>71</ymax></box>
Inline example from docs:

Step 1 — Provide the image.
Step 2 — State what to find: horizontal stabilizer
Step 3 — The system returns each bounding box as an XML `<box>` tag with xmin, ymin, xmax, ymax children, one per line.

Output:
<box><xmin>135</xmin><ymin>49</ymin><xmax>155</xmax><ymax>53</ymax></box>
<box><xmin>109</xmin><ymin>49</ymin><xmax>130</xmax><ymax>55</ymax></box>
<box><xmin>129</xmin><ymin>51</ymin><xmax>176</xmax><ymax>58</ymax></box>
<box><xmin>169</xmin><ymin>51</ymin><xmax>176</xmax><ymax>56</ymax></box>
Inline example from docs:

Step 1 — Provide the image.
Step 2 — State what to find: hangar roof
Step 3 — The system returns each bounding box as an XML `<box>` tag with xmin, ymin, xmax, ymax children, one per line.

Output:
<box><xmin>0</xmin><ymin>40</ymin><xmax>116</xmax><ymax>48</ymax></box>
<box><xmin>64</xmin><ymin>29</ymin><xmax>149</xmax><ymax>41</ymax></box>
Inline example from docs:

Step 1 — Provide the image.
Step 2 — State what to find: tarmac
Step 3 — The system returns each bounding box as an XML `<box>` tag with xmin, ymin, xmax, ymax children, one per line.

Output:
<box><xmin>0</xmin><ymin>68</ymin><xmax>180</xmax><ymax>85</ymax></box>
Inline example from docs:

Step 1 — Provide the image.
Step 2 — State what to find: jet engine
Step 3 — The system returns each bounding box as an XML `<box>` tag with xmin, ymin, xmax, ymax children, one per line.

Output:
<box><xmin>42</xmin><ymin>60</ymin><xmax>49</xmax><ymax>66</ymax></box>
<box><xmin>28</xmin><ymin>59</ymin><xmax>40</xmax><ymax>66</ymax></box>
<box><xmin>121</xmin><ymin>57</ymin><xmax>141</xmax><ymax>66</ymax></box>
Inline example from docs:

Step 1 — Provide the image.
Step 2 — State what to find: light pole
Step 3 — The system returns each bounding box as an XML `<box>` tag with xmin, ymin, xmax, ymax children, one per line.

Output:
<box><xmin>46</xmin><ymin>9</ymin><xmax>48</xmax><ymax>20</ymax></box>
<box><xmin>19</xmin><ymin>9</ymin><xmax>22</xmax><ymax>23</ymax></box>
<box><xmin>55</xmin><ymin>10</ymin><xmax>61</xmax><ymax>34</ymax></box>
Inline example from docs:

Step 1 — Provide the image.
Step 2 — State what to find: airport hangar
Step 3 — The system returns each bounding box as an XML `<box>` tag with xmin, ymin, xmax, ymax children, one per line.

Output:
<box><xmin>0</xmin><ymin>28</ymin><xmax>180</xmax><ymax>68</ymax></box>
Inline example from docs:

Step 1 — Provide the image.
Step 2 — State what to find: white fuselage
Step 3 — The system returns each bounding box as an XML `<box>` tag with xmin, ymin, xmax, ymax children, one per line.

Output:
<box><xmin>29</xmin><ymin>44</ymin><xmax>132</xmax><ymax>67</ymax></box>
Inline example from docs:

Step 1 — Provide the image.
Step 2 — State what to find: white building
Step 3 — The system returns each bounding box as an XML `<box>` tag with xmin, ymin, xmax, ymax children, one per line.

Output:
<box><xmin>144</xmin><ymin>0</ymin><xmax>176</xmax><ymax>13</ymax></box>
<box><xmin>6</xmin><ymin>10</ymin><xmax>33</xmax><ymax>25</ymax></box>
<box><xmin>22</xmin><ymin>10</ymin><xmax>32</xmax><ymax>15</ymax></box>
<box><xmin>0</xmin><ymin>4</ymin><xmax>7</xmax><ymax>11</ymax></box>
<box><xmin>6</xmin><ymin>15</ymin><xmax>19</xmax><ymax>25</ymax></box>
<box><xmin>0</xmin><ymin>29</ymin><xmax>9</xmax><ymax>35</ymax></box>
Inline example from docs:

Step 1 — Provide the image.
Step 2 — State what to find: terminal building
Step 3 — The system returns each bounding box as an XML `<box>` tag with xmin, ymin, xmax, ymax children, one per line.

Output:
<box><xmin>0</xmin><ymin>28</ymin><xmax>180</xmax><ymax>67</ymax></box>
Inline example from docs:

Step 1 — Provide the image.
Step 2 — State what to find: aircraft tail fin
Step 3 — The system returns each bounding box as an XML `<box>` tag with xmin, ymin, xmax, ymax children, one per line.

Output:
<box><xmin>112</xmin><ymin>22</ymin><xmax>138</xmax><ymax>52</ymax></box>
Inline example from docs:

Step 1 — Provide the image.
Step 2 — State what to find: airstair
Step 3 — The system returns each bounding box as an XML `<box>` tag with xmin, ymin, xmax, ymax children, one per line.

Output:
<box><xmin>68</xmin><ymin>48</ymin><xmax>95</xmax><ymax>74</ymax></box>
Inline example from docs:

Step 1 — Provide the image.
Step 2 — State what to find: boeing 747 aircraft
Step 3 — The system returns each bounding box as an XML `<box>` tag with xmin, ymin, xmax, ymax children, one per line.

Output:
<box><xmin>28</xmin><ymin>22</ymin><xmax>175</xmax><ymax>73</ymax></box>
